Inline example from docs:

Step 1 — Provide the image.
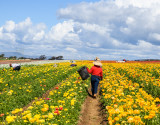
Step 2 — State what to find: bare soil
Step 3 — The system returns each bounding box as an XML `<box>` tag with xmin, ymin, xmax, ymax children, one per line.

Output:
<box><xmin>77</xmin><ymin>87</ymin><xmax>107</xmax><ymax>125</ymax></box>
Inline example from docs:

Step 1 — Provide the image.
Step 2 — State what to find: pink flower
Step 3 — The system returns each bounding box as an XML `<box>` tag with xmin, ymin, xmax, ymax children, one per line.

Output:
<box><xmin>45</xmin><ymin>98</ymin><xmax>50</xmax><ymax>100</ymax></box>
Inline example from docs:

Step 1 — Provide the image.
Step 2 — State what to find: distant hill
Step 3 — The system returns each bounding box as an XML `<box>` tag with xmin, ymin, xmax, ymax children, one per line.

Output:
<box><xmin>0</xmin><ymin>52</ymin><xmax>24</xmax><ymax>57</ymax></box>
<box><xmin>0</xmin><ymin>52</ymin><xmax>38</xmax><ymax>58</ymax></box>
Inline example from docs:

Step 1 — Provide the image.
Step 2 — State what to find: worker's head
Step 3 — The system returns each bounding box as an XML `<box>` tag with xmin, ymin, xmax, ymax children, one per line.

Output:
<box><xmin>94</xmin><ymin>57</ymin><xmax>100</xmax><ymax>61</ymax></box>
<box><xmin>9</xmin><ymin>64</ymin><xmax>12</xmax><ymax>67</ymax></box>
<box><xmin>93</xmin><ymin>57</ymin><xmax>102</xmax><ymax>67</ymax></box>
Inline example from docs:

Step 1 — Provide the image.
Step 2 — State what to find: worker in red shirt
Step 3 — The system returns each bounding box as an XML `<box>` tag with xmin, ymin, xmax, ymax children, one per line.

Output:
<box><xmin>87</xmin><ymin>57</ymin><xmax>103</xmax><ymax>98</ymax></box>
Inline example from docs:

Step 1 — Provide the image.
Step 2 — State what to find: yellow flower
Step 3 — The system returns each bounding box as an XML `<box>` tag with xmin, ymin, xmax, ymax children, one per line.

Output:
<box><xmin>71</xmin><ymin>99</ymin><xmax>75</xmax><ymax>106</ymax></box>
<box><xmin>35</xmin><ymin>101</ymin><xmax>41</xmax><ymax>105</ymax></box>
<box><xmin>114</xmin><ymin>104</ymin><xmax>118</xmax><ymax>108</ymax></box>
<box><xmin>127</xmin><ymin>116</ymin><xmax>134</xmax><ymax>123</ymax></box>
<box><xmin>50</xmin><ymin>106</ymin><xmax>55</xmax><ymax>109</ymax></box>
<box><xmin>114</xmin><ymin>117</ymin><xmax>119</xmax><ymax>121</ymax></box>
<box><xmin>23</xmin><ymin>120</ymin><xmax>28</xmax><ymax>123</ymax></box>
<box><xmin>22</xmin><ymin>110</ymin><xmax>30</xmax><ymax>115</ymax></box>
<box><xmin>28</xmin><ymin>106</ymin><xmax>33</xmax><ymax>110</ymax></box>
<box><xmin>133</xmin><ymin>110</ymin><xmax>140</xmax><ymax>114</ymax></box>
<box><xmin>134</xmin><ymin>116</ymin><xmax>141</xmax><ymax>121</ymax></box>
<box><xmin>29</xmin><ymin>118</ymin><xmax>35</xmax><ymax>123</ymax></box>
<box><xmin>43</xmin><ymin>104</ymin><xmax>49</xmax><ymax>108</ymax></box>
<box><xmin>106</xmin><ymin>106</ymin><xmax>111</xmax><ymax>110</ymax></box>
<box><xmin>41</xmin><ymin>107</ymin><xmax>48</xmax><ymax>112</ymax></box>
<box><xmin>64</xmin><ymin>108</ymin><xmax>68</xmax><ymax>111</ymax></box>
<box><xmin>26</xmin><ymin>113</ymin><xmax>32</xmax><ymax>119</ymax></box>
<box><xmin>37</xmin><ymin>119</ymin><xmax>45</xmax><ymax>123</ymax></box>
<box><xmin>144</xmin><ymin>115</ymin><xmax>149</xmax><ymax>119</ymax></box>
<box><xmin>42</xmin><ymin>115</ymin><xmax>48</xmax><ymax>118</ymax></box>
<box><xmin>34</xmin><ymin>114</ymin><xmax>41</xmax><ymax>120</ymax></box>
<box><xmin>11</xmin><ymin>108</ymin><xmax>23</xmax><ymax>114</ymax></box>
<box><xmin>49</xmin><ymin>91</ymin><xmax>54</xmax><ymax>95</ymax></box>
<box><xmin>7</xmin><ymin>90</ymin><xmax>13</xmax><ymax>95</ymax></box>
<box><xmin>6</xmin><ymin>115</ymin><xmax>16</xmax><ymax>123</ymax></box>
<box><xmin>48</xmin><ymin>113</ymin><xmax>53</xmax><ymax>119</ymax></box>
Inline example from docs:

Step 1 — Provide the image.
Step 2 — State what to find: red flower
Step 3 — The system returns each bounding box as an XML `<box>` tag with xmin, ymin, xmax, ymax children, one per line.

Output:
<box><xmin>54</xmin><ymin>110</ymin><xmax>60</xmax><ymax>115</ymax></box>
<box><xmin>55</xmin><ymin>87</ymin><xmax>59</xmax><ymax>89</ymax></box>
<box><xmin>59</xmin><ymin>107</ymin><xmax>63</xmax><ymax>110</ymax></box>
<box><xmin>55</xmin><ymin>107</ymin><xmax>59</xmax><ymax>110</ymax></box>
<box><xmin>0</xmin><ymin>114</ymin><xmax>4</xmax><ymax>117</ymax></box>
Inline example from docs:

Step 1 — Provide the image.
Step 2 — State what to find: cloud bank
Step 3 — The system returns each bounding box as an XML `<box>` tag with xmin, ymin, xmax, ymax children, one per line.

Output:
<box><xmin>1</xmin><ymin>0</ymin><xmax>160</xmax><ymax>60</ymax></box>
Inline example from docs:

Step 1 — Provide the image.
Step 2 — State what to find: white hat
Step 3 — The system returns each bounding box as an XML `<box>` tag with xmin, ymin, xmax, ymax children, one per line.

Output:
<box><xmin>93</xmin><ymin>57</ymin><xmax>102</xmax><ymax>67</ymax></box>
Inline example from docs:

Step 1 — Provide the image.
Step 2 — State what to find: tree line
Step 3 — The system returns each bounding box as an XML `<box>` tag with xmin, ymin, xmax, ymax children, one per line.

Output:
<box><xmin>0</xmin><ymin>54</ymin><xmax>63</xmax><ymax>60</ymax></box>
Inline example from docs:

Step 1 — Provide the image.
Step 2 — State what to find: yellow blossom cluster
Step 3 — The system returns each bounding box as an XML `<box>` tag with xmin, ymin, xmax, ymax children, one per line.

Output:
<box><xmin>101</xmin><ymin>63</ymin><xmax>160</xmax><ymax>125</ymax></box>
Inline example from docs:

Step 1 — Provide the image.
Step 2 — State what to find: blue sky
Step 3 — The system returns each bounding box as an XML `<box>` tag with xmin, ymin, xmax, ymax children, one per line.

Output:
<box><xmin>1</xmin><ymin>0</ymin><xmax>160</xmax><ymax>60</ymax></box>
<box><xmin>0</xmin><ymin>0</ymin><xmax>99</xmax><ymax>28</ymax></box>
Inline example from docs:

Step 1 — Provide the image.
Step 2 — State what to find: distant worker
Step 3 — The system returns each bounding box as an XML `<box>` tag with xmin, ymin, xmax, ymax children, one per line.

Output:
<box><xmin>70</xmin><ymin>64</ymin><xmax>77</xmax><ymax>67</ymax></box>
<box><xmin>70</xmin><ymin>60</ymin><xmax>76</xmax><ymax>63</ymax></box>
<box><xmin>53</xmin><ymin>64</ymin><xmax>57</xmax><ymax>67</ymax></box>
<box><xmin>70</xmin><ymin>60</ymin><xmax>77</xmax><ymax>67</ymax></box>
<box><xmin>123</xmin><ymin>59</ymin><xmax>127</xmax><ymax>62</ymax></box>
<box><xmin>86</xmin><ymin>57</ymin><xmax>103</xmax><ymax>98</ymax></box>
<box><xmin>9</xmin><ymin>63</ymin><xmax>21</xmax><ymax>71</ymax></box>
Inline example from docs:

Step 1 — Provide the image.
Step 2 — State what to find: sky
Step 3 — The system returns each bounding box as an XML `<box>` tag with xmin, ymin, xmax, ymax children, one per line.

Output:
<box><xmin>1</xmin><ymin>0</ymin><xmax>160</xmax><ymax>60</ymax></box>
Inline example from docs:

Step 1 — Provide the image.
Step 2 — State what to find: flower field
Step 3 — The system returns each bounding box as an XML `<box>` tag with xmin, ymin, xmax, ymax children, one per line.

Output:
<box><xmin>101</xmin><ymin>63</ymin><xmax>160</xmax><ymax>125</ymax></box>
<box><xmin>0</xmin><ymin>61</ymin><xmax>160</xmax><ymax>125</ymax></box>
<box><xmin>0</xmin><ymin>62</ymin><xmax>90</xmax><ymax>124</ymax></box>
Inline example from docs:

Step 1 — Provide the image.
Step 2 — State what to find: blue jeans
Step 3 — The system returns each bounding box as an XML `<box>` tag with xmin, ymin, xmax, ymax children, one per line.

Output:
<box><xmin>91</xmin><ymin>75</ymin><xmax>100</xmax><ymax>95</ymax></box>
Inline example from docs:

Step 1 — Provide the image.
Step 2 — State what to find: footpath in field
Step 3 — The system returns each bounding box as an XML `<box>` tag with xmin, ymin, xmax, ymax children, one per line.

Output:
<box><xmin>78</xmin><ymin>87</ymin><xmax>107</xmax><ymax>125</ymax></box>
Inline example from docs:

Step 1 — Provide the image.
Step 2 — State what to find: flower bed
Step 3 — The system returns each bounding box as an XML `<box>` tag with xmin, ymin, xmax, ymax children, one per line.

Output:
<box><xmin>1</xmin><ymin>72</ymin><xmax>90</xmax><ymax>124</ymax></box>
<box><xmin>0</xmin><ymin>62</ymin><xmax>80</xmax><ymax>121</ymax></box>
<box><xmin>100</xmin><ymin>63</ymin><xmax>160</xmax><ymax>125</ymax></box>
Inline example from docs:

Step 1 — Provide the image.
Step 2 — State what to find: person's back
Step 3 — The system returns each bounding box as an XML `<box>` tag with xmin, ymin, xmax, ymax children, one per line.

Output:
<box><xmin>86</xmin><ymin>57</ymin><xmax>103</xmax><ymax>98</ymax></box>
<box><xmin>10</xmin><ymin>63</ymin><xmax>21</xmax><ymax>71</ymax></box>
<box><xmin>87</xmin><ymin>65</ymin><xmax>102</xmax><ymax>79</ymax></box>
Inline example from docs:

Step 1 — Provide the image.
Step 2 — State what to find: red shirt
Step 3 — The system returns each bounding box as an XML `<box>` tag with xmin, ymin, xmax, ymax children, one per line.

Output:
<box><xmin>87</xmin><ymin>65</ymin><xmax>103</xmax><ymax>79</ymax></box>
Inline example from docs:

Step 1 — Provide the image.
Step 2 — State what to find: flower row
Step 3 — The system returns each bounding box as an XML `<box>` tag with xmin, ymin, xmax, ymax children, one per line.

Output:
<box><xmin>2</xmin><ymin>71</ymin><xmax>90</xmax><ymax>124</ymax></box>
<box><xmin>100</xmin><ymin>64</ymin><xmax>160</xmax><ymax>125</ymax></box>
<box><xmin>0</xmin><ymin>62</ymin><xmax>80</xmax><ymax>120</ymax></box>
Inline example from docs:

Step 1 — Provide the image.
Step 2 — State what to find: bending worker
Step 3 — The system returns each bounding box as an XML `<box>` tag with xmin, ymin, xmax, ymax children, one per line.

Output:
<box><xmin>9</xmin><ymin>63</ymin><xmax>21</xmax><ymax>71</ymax></box>
<box><xmin>87</xmin><ymin>57</ymin><xmax>103</xmax><ymax>98</ymax></box>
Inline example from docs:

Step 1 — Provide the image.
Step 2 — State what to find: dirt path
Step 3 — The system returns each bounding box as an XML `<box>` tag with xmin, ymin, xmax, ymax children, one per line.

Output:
<box><xmin>77</xmin><ymin>87</ymin><xmax>107</xmax><ymax>125</ymax></box>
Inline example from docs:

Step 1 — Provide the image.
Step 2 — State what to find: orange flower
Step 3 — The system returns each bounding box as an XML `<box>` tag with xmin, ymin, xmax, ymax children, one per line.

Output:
<box><xmin>0</xmin><ymin>113</ymin><xmax>4</xmax><ymax>117</ymax></box>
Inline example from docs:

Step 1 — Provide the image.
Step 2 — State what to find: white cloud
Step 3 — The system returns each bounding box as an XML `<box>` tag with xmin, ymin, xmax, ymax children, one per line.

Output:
<box><xmin>33</xmin><ymin>30</ymin><xmax>45</xmax><ymax>41</ymax></box>
<box><xmin>115</xmin><ymin>0</ymin><xmax>160</xmax><ymax>8</ymax></box>
<box><xmin>3</xmin><ymin>21</ymin><xmax>15</xmax><ymax>32</ymax></box>
<box><xmin>136</xmin><ymin>40</ymin><xmax>153</xmax><ymax>50</ymax></box>
<box><xmin>47</xmin><ymin>20</ymin><xmax>74</xmax><ymax>41</ymax></box>
<box><xmin>65</xmin><ymin>47</ymin><xmax>77</xmax><ymax>53</ymax></box>
<box><xmin>149</xmin><ymin>33</ymin><xmax>160</xmax><ymax>41</ymax></box>
<box><xmin>1</xmin><ymin>0</ymin><xmax>160</xmax><ymax>60</ymax></box>
<box><xmin>16</xmin><ymin>17</ymin><xmax>32</xmax><ymax>30</ymax></box>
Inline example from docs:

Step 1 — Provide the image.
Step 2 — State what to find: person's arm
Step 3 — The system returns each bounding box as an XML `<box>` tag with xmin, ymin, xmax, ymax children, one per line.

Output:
<box><xmin>86</xmin><ymin>66</ymin><xmax>93</xmax><ymax>74</ymax></box>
